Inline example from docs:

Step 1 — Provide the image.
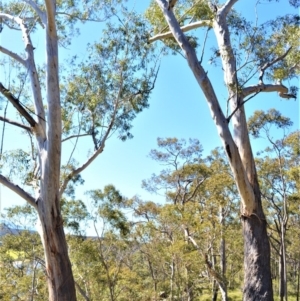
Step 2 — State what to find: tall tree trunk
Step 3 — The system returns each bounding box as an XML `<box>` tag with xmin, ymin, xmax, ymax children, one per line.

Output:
<box><xmin>242</xmin><ymin>196</ymin><xmax>273</xmax><ymax>300</ymax></box>
<box><xmin>279</xmin><ymin>226</ymin><xmax>288</xmax><ymax>301</ymax></box>
<box><xmin>212</xmin><ymin>280</ymin><xmax>219</xmax><ymax>301</ymax></box>
<box><xmin>170</xmin><ymin>257</ymin><xmax>175</xmax><ymax>301</ymax></box>
<box><xmin>211</xmin><ymin>248</ymin><xmax>219</xmax><ymax>301</ymax></box>
<box><xmin>297</xmin><ymin>262</ymin><xmax>300</xmax><ymax>301</ymax></box>
<box><xmin>154</xmin><ymin>1</ymin><xmax>274</xmax><ymax>299</ymax></box>
<box><xmin>219</xmin><ymin>206</ymin><xmax>227</xmax><ymax>301</ymax></box>
<box><xmin>39</xmin><ymin>1</ymin><xmax>77</xmax><ymax>300</ymax></box>
<box><xmin>37</xmin><ymin>209</ymin><xmax>76</xmax><ymax>301</ymax></box>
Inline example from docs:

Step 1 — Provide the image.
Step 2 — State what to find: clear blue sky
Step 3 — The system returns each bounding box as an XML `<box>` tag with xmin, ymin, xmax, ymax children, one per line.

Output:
<box><xmin>0</xmin><ymin>1</ymin><xmax>299</xmax><ymax>222</ymax></box>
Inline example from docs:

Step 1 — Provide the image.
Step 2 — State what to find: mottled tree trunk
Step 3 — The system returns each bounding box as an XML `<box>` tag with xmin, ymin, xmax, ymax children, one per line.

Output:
<box><xmin>37</xmin><ymin>209</ymin><xmax>76</xmax><ymax>301</ymax></box>
<box><xmin>241</xmin><ymin>191</ymin><xmax>273</xmax><ymax>300</ymax></box>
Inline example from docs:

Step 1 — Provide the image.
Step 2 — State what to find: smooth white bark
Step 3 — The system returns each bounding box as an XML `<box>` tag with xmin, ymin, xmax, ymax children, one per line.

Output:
<box><xmin>154</xmin><ymin>0</ymin><xmax>256</xmax><ymax>215</ymax></box>
<box><xmin>149</xmin><ymin>20</ymin><xmax>212</xmax><ymax>43</ymax></box>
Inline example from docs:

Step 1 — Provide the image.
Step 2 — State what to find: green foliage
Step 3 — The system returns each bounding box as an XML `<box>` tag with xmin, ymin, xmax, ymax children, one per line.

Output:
<box><xmin>248</xmin><ymin>109</ymin><xmax>293</xmax><ymax>138</ymax></box>
<box><xmin>88</xmin><ymin>185</ymin><xmax>131</xmax><ymax>237</ymax></box>
<box><xmin>0</xmin><ymin>229</ymin><xmax>47</xmax><ymax>300</ymax></box>
<box><xmin>61</xmin><ymin>198</ymin><xmax>89</xmax><ymax>234</ymax></box>
<box><xmin>60</xmin><ymin>10</ymin><xmax>159</xmax><ymax>143</ymax></box>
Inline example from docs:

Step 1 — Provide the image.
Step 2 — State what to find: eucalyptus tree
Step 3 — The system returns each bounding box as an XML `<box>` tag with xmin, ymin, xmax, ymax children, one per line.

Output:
<box><xmin>142</xmin><ymin>138</ymin><xmax>240</xmax><ymax>300</ymax></box>
<box><xmin>0</xmin><ymin>1</ymin><xmax>159</xmax><ymax>300</ymax></box>
<box><xmin>248</xmin><ymin>109</ymin><xmax>299</xmax><ymax>301</ymax></box>
<box><xmin>147</xmin><ymin>1</ymin><xmax>299</xmax><ymax>299</ymax></box>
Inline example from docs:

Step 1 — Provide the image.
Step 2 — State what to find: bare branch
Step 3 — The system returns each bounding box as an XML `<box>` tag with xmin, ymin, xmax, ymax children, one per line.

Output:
<box><xmin>74</xmin><ymin>281</ymin><xmax>90</xmax><ymax>301</ymax></box>
<box><xmin>62</xmin><ymin>133</ymin><xmax>91</xmax><ymax>143</ymax></box>
<box><xmin>0</xmin><ymin>174</ymin><xmax>37</xmax><ymax>209</ymax></box>
<box><xmin>0</xmin><ymin>116</ymin><xmax>33</xmax><ymax>132</ymax></box>
<box><xmin>59</xmin><ymin>113</ymin><xmax>116</xmax><ymax>197</ymax></box>
<box><xmin>0</xmin><ymin>45</ymin><xmax>26</xmax><ymax>66</ymax></box>
<box><xmin>56</xmin><ymin>11</ymin><xmax>106</xmax><ymax>23</ymax></box>
<box><xmin>242</xmin><ymin>83</ymin><xmax>296</xmax><ymax>99</ymax></box>
<box><xmin>259</xmin><ymin>47</ymin><xmax>292</xmax><ymax>84</ymax></box>
<box><xmin>0</xmin><ymin>82</ymin><xmax>37</xmax><ymax>127</ymax></box>
<box><xmin>0</xmin><ymin>13</ymin><xmax>46</xmax><ymax>136</ymax></box>
<box><xmin>149</xmin><ymin>20</ymin><xmax>212</xmax><ymax>43</ymax></box>
<box><xmin>199</xmin><ymin>27</ymin><xmax>210</xmax><ymax>64</ymax></box>
<box><xmin>22</xmin><ymin>0</ymin><xmax>47</xmax><ymax>27</ymax></box>
<box><xmin>219</xmin><ymin>0</ymin><xmax>239</xmax><ymax>17</ymax></box>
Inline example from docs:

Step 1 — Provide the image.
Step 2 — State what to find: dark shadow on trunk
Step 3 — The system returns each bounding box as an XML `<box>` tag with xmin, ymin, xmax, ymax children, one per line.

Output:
<box><xmin>242</xmin><ymin>201</ymin><xmax>274</xmax><ymax>301</ymax></box>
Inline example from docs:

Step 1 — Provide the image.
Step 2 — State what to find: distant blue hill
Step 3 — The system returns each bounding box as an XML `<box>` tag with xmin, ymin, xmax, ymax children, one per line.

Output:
<box><xmin>0</xmin><ymin>220</ymin><xmax>35</xmax><ymax>237</ymax></box>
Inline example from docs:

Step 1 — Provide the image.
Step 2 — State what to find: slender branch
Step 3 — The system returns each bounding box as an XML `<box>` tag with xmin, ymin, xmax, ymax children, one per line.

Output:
<box><xmin>74</xmin><ymin>281</ymin><xmax>90</xmax><ymax>301</ymax></box>
<box><xmin>0</xmin><ymin>82</ymin><xmax>37</xmax><ymax>127</ymax></box>
<box><xmin>56</xmin><ymin>11</ymin><xmax>106</xmax><ymax>23</ymax></box>
<box><xmin>0</xmin><ymin>174</ymin><xmax>37</xmax><ymax>208</ymax></box>
<box><xmin>0</xmin><ymin>12</ymin><xmax>46</xmax><ymax>138</ymax></box>
<box><xmin>22</xmin><ymin>0</ymin><xmax>47</xmax><ymax>27</ymax></box>
<box><xmin>185</xmin><ymin>178</ymin><xmax>207</xmax><ymax>203</ymax></box>
<box><xmin>0</xmin><ymin>116</ymin><xmax>33</xmax><ymax>132</ymax></box>
<box><xmin>62</xmin><ymin>133</ymin><xmax>91</xmax><ymax>142</ymax></box>
<box><xmin>259</xmin><ymin>47</ymin><xmax>292</xmax><ymax>84</ymax></box>
<box><xmin>0</xmin><ymin>45</ymin><xmax>26</xmax><ymax>66</ymax></box>
<box><xmin>227</xmin><ymin>91</ymin><xmax>260</xmax><ymax>123</ymax></box>
<box><xmin>149</xmin><ymin>20</ymin><xmax>212</xmax><ymax>43</ymax></box>
<box><xmin>59</xmin><ymin>112</ymin><xmax>116</xmax><ymax>197</ymax></box>
<box><xmin>199</xmin><ymin>27</ymin><xmax>210</xmax><ymax>64</ymax></box>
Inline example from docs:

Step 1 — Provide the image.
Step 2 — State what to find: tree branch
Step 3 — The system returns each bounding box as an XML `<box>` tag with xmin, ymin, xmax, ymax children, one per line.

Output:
<box><xmin>148</xmin><ymin>20</ymin><xmax>212</xmax><ymax>43</ymax></box>
<box><xmin>259</xmin><ymin>47</ymin><xmax>292</xmax><ymax>84</ymax></box>
<box><xmin>61</xmin><ymin>133</ymin><xmax>91</xmax><ymax>143</ymax></box>
<box><xmin>74</xmin><ymin>281</ymin><xmax>90</xmax><ymax>301</ymax></box>
<box><xmin>0</xmin><ymin>82</ymin><xmax>37</xmax><ymax>127</ymax></box>
<box><xmin>0</xmin><ymin>116</ymin><xmax>33</xmax><ymax>132</ymax></box>
<box><xmin>0</xmin><ymin>45</ymin><xmax>26</xmax><ymax>66</ymax></box>
<box><xmin>56</xmin><ymin>11</ymin><xmax>106</xmax><ymax>23</ymax></box>
<box><xmin>0</xmin><ymin>13</ymin><xmax>46</xmax><ymax>139</ymax></box>
<box><xmin>59</xmin><ymin>112</ymin><xmax>116</xmax><ymax>197</ymax></box>
<box><xmin>22</xmin><ymin>0</ymin><xmax>47</xmax><ymax>27</ymax></box>
<box><xmin>0</xmin><ymin>174</ymin><xmax>37</xmax><ymax>209</ymax></box>
<box><xmin>242</xmin><ymin>83</ymin><xmax>296</xmax><ymax>99</ymax></box>
<box><xmin>219</xmin><ymin>0</ymin><xmax>239</xmax><ymax>17</ymax></box>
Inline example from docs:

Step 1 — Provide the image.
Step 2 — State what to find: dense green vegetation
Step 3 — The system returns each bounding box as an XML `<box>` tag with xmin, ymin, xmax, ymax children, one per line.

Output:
<box><xmin>1</xmin><ymin>119</ymin><xmax>299</xmax><ymax>300</ymax></box>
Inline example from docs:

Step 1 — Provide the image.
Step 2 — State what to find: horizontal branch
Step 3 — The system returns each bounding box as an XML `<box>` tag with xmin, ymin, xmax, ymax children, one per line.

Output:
<box><xmin>57</xmin><ymin>11</ymin><xmax>107</xmax><ymax>22</ymax></box>
<box><xmin>0</xmin><ymin>82</ymin><xmax>37</xmax><ymax>127</ymax></box>
<box><xmin>62</xmin><ymin>133</ymin><xmax>91</xmax><ymax>143</ymax></box>
<box><xmin>242</xmin><ymin>83</ymin><xmax>296</xmax><ymax>99</ymax></box>
<box><xmin>0</xmin><ymin>116</ymin><xmax>33</xmax><ymax>132</ymax></box>
<box><xmin>0</xmin><ymin>174</ymin><xmax>37</xmax><ymax>209</ymax></box>
<box><xmin>149</xmin><ymin>20</ymin><xmax>212</xmax><ymax>43</ymax></box>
